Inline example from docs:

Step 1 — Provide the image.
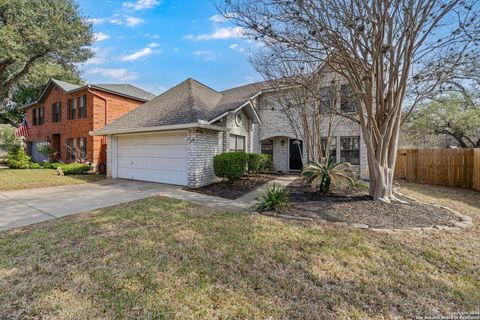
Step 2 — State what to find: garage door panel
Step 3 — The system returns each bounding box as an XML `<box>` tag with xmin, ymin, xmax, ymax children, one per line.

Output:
<box><xmin>116</xmin><ymin>132</ymin><xmax>188</xmax><ymax>186</ymax></box>
<box><xmin>118</xmin><ymin>168</ymin><xmax>187</xmax><ymax>185</ymax></box>
<box><xmin>118</xmin><ymin>156</ymin><xmax>187</xmax><ymax>171</ymax></box>
<box><xmin>117</xmin><ymin>144</ymin><xmax>187</xmax><ymax>158</ymax></box>
<box><xmin>118</xmin><ymin>134</ymin><xmax>186</xmax><ymax>145</ymax></box>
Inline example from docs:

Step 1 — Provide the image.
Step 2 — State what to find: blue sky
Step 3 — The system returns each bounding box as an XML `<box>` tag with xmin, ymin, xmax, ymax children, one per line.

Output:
<box><xmin>78</xmin><ymin>0</ymin><xmax>261</xmax><ymax>95</ymax></box>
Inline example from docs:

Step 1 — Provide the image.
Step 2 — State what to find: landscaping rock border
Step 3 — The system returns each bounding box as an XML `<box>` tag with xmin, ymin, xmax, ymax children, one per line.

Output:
<box><xmin>257</xmin><ymin>191</ymin><xmax>473</xmax><ymax>233</ymax></box>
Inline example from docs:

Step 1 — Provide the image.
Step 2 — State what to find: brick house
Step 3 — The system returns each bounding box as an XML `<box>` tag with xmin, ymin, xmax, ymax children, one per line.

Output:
<box><xmin>22</xmin><ymin>79</ymin><xmax>155</xmax><ymax>170</ymax></box>
<box><xmin>92</xmin><ymin>71</ymin><xmax>367</xmax><ymax>187</ymax></box>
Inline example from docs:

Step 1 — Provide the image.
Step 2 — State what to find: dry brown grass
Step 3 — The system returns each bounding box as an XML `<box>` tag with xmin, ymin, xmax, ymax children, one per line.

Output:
<box><xmin>0</xmin><ymin>168</ymin><xmax>105</xmax><ymax>191</ymax></box>
<box><xmin>0</xmin><ymin>183</ymin><xmax>478</xmax><ymax>319</ymax></box>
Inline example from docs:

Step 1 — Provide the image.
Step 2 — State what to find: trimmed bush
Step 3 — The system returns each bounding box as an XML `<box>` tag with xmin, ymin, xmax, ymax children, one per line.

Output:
<box><xmin>258</xmin><ymin>154</ymin><xmax>273</xmax><ymax>171</ymax></box>
<box><xmin>246</xmin><ymin>153</ymin><xmax>261</xmax><ymax>174</ymax></box>
<box><xmin>213</xmin><ymin>152</ymin><xmax>248</xmax><ymax>181</ymax></box>
<box><xmin>6</xmin><ymin>147</ymin><xmax>31</xmax><ymax>169</ymax></box>
<box><xmin>30</xmin><ymin>163</ymin><xmax>42</xmax><ymax>169</ymax></box>
<box><xmin>60</xmin><ymin>163</ymin><xmax>91</xmax><ymax>175</ymax></box>
<box><xmin>39</xmin><ymin>162</ymin><xmax>63</xmax><ymax>169</ymax></box>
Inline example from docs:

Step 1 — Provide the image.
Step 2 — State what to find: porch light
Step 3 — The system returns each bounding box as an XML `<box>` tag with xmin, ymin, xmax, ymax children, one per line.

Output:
<box><xmin>281</xmin><ymin>139</ymin><xmax>285</xmax><ymax>146</ymax></box>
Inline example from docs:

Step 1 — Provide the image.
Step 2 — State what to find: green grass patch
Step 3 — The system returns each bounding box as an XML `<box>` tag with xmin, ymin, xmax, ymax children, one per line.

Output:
<box><xmin>1</xmin><ymin>192</ymin><xmax>479</xmax><ymax>319</ymax></box>
<box><xmin>0</xmin><ymin>168</ymin><xmax>104</xmax><ymax>191</ymax></box>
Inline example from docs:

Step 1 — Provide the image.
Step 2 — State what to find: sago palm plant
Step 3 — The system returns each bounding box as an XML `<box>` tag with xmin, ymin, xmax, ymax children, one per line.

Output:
<box><xmin>302</xmin><ymin>159</ymin><xmax>354</xmax><ymax>194</ymax></box>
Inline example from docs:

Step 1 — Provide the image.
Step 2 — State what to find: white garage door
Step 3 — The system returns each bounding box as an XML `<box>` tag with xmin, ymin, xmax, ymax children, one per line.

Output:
<box><xmin>116</xmin><ymin>132</ymin><xmax>188</xmax><ymax>186</ymax></box>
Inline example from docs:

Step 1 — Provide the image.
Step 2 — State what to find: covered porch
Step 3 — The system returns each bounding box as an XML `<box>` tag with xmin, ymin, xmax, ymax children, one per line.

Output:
<box><xmin>260</xmin><ymin>136</ymin><xmax>305</xmax><ymax>172</ymax></box>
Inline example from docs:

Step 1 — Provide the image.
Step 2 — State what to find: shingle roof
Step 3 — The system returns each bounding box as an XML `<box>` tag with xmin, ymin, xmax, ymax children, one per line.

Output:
<box><xmin>94</xmin><ymin>78</ymin><xmax>271</xmax><ymax>134</ymax></box>
<box><xmin>52</xmin><ymin>79</ymin><xmax>81</xmax><ymax>92</ymax></box>
<box><xmin>22</xmin><ymin>79</ymin><xmax>155</xmax><ymax>108</ymax></box>
<box><xmin>92</xmin><ymin>84</ymin><xmax>156</xmax><ymax>101</ymax></box>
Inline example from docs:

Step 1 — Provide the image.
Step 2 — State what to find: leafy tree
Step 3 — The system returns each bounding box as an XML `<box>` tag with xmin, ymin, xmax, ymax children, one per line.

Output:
<box><xmin>0</xmin><ymin>124</ymin><xmax>21</xmax><ymax>152</ymax></box>
<box><xmin>405</xmin><ymin>94</ymin><xmax>480</xmax><ymax>148</ymax></box>
<box><xmin>220</xmin><ymin>0</ymin><xmax>479</xmax><ymax>202</ymax></box>
<box><xmin>0</xmin><ymin>0</ymin><xmax>93</xmax><ymax>112</ymax></box>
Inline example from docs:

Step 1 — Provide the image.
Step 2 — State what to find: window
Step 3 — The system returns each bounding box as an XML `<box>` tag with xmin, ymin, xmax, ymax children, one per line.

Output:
<box><xmin>66</xmin><ymin>138</ymin><xmax>76</xmax><ymax>160</ymax></box>
<box><xmin>67</xmin><ymin>98</ymin><xmax>77</xmax><ymax>120</ymax></box>
<box><xmin>32</xmin><ymin>108</ymin><xmax>38</xmax><ymax>126</ymax></box>
<box><xmin>321</xmin><ymin>137</ymin><xmax>337</xmax><ymax>163</ymax></box>
<box><xmin>261</xmin><ymin>139</ymin><xmax>273</xmax><ymax>156</ymax></box>
<box><xmin>78</xmin><ymin>137</ymin><xmax>87</xmax><ymax>159</ymax></box>
<box><xmin>319</xmin><ymin>87</ymin><xmax>334</xmax><ymax>113</ymax></box>
<box><xmin>340</xmin><ymin>85</ymin><xmax>358</xmax><ymax>113</ymax></box>
<box><xmin>38</xmin><ymin>107</ymin><xmax>45</xmax><ymax>125</ymax></box>
<box><xmin>78</xmin><ymin>95</ymin><xmax>87</xmax><ymax>118</ymax></box>
<box><xmin>229</xmin><ymin>134</ymin><xmax>245</xmax><ymax>152</ymax></box>
<box><xmin>52</xmin><ymin>102</ymin><xmax>61</xmax><ymax>122</ymax></box>
<box><xmin>340</xmin><ymin>136</ymin><xmax>360</xmax><ymax>165</ymax></box>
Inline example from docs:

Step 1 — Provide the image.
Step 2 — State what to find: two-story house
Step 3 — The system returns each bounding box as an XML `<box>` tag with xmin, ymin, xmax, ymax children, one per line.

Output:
<box><xmin>22</xmin><ymin>79</ymin><xmax>155</xmax><ymax>171</ymax></box>
<box><xmin>92</xmin><ymin>73</ymin><xmax>367</xmax><ymax>187</ymax></box>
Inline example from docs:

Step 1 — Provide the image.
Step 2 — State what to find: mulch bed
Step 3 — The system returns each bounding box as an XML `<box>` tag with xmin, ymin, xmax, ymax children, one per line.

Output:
<box><xmin>283</xmin><ymin>179</ymin><xmax>461</xmax><ymax>229</ymax></box>
<box><xmin>186</xmin><ymin>174</ymin><xmax>276</xmax><ymax>200</ymax></box>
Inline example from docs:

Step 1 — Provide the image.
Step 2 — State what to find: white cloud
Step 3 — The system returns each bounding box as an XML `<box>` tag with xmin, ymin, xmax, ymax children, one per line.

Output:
<box><xmin>209</xmin><ymin>15</ymin><xmax>227</xmax><ymax>23</ymax></box>
<box><xmin>185</xmin><ymin>27</ymin><xmax>244</xmax><ymax>41</ymax></box>
<box><xmin>194</xmin><ymin>50</ymin><xmax>217</xmax><ymax>61</ymax></box>
<box><xmin>123</xmin><ymin>0</ymin><xmax>160</xmax><ymax>10</ymax></box>
<box><xmin>84</xmin><ymin>47</ymin><xmax>113</xmax><ymax>65</ymax></box>
<box><xmin>125</xmin><ymin>16</ymin><xmax>144</xmax><ymax>27</ymax></box>
<box><xmin>229</xmin><ymin>43</ymin><xmax>245</xmax><ymax>52</ymax></box>
<box><xmin>89</xmin><ymin>68</ymin><xmax>138</xmax><ymax>81</ymax></box>
<box><xmin>87</xmin><ymin>18</ymin><xmax>105</xmax><ymax>25</ymax></box>
<box><xmin>121</xmin><ymin>47</ymin><xmax>153</xmax><ymax>61</ymax></box>
<box><xmin>121</xmin><ymin>43</ymin><xmax>161</xmax><ymax>61</ymax></box>
<box><xmin>208</xmin><ymin>13</ymin><xmax>237</xmax><ymax>24</ymax></box>
<box><xmin>93</xmin><ymin>32</ymin><xmax>110</xmax><ymax>42</ymax></box>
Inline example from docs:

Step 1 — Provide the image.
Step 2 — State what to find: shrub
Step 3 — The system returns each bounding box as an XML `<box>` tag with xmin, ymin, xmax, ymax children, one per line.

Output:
<box><xmin>252</xmin><ymin>183</ymin><xmax>289</xmax><ymax>212</ymax></box>
<box><xmin>6</xmin><ymin>147</ymin><xmax>31</xmax><ymax>169</ymax></box>
<box><xmin>258</xmin><ymin>154</ymin><xmax>273</xmax><ymax>171</ymax></box>
<box><xmin>213</xmin><ymin>152</ymin><xmax>248</xmax><ymax>181</ymax></box>
<box><xmin>30</xmin><ymin>163</ymin><xmax>42</xmax><ymax>169</ymax></box>
<box><xmin>60</xmin><ymin>163</ymin><xmax>91</xmax><ymax>175</ymax></box>
<box><xmin>246</xmin><ymin>153</ymin><xmax>261</xmax><ymax>174</ymax></box>
<box><xmin>40</xmin><ymin>162</ymin><xmax>63</xmax><ymax>169</ymax></box>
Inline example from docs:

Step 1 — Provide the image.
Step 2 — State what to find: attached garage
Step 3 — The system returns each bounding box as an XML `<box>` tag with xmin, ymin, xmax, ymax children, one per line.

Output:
<box><xmin>113</xmin><ymin>131</ymin><xmax>189</xmax><ymax>186</ymax></box>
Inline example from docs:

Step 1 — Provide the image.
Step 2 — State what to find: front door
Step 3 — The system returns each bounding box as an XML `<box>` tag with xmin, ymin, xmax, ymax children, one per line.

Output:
<box><xmin>289</xmin><ymin>139</ymin><xmax>303</xmax><ymax>170</ymax></box>
<box><xmin>51</xmin><ymin>134</ymin><xmax>61</xmax><ymax>160</ymax></box>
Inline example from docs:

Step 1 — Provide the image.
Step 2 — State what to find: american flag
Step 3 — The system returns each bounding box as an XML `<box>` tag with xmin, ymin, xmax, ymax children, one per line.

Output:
<box><xmin>15</xmin><ymin>118</ymin><xmax>30</xmax><ymax>138</ymax></box>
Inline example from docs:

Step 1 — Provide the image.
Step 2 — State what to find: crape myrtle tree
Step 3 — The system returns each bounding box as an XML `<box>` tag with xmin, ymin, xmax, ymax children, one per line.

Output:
<box><xmin>220</xmin><ymin>0</ymin><xmax>480</xmax><ymax>202</ymax></box>
<box><xmin>249</xmin><ymin>46</ymin><xmax>341</xmax><ymax>165</ymax></box>
<box><xmin>0</xmin><ymin>0</ymin><xmax>93</xmax><ymax>113</ymax></box>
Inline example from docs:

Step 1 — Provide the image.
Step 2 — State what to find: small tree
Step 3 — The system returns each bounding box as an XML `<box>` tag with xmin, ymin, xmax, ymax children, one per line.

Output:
<box><xmin>0</xmin><ymin>124</ymin><xmax>21</xmax><ymax>152</ymax></box>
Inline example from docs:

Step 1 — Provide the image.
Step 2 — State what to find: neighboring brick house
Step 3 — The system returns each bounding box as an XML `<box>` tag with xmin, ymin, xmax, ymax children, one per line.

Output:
<box><xmin>22</xmin><ymin>79</ymin><xmax>155</xmax><ymax>170</ymax></box>
<box><xmin>93</xmin><ymin>72</ymin><xmax>367</xmax><ymax>188</ymax></box>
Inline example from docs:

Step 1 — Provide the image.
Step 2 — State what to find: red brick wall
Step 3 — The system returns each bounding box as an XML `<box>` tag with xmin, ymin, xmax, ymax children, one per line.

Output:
<box><xmin>24</xmin><ymin>85</ymin><xmax>145</xmax><ymax>170</ymax></box>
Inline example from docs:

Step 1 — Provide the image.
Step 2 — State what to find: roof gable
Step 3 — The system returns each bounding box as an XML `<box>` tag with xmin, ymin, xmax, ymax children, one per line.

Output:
<box><xmin>94</xmin><ymin>78</ymin><xmax>270</xmax><ymax>135</ymax></box>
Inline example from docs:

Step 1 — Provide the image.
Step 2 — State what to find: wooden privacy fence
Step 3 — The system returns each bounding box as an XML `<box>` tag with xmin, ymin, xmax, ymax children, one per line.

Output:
<box><xmin>394</xmin><ymin>148</ymin><xmax>480</xmax><ymax>191</ymax></box>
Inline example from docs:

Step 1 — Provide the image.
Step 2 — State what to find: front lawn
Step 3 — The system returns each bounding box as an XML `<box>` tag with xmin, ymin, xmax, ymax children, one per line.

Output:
<box><xmin>0</xmin><ymin>168</ymin><xmax>105</xmax><ymax>191</ymax></box>
<box><xmin>0</xmin><ymin>184</ymin><xmax>479</xmax><ymax>319</ymax></box>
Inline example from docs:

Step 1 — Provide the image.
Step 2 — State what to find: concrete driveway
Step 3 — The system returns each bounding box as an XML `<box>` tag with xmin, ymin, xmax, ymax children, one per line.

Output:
<box><xmin>0</xmin><ymin>179</ymin><xmax>184</xmax><ymax>231</ymax></box>
<box><xmin>0</xmin><ymin>178</ymin><xmax>255</xmax><ymax>232</ymax></box>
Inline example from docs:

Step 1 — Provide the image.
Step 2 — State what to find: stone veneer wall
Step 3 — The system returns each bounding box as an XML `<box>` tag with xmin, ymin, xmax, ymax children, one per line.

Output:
<box><xmin>187</xmin><ymin>128</ymin><xmax>223</xmax><ymax>188</ymax></box>
<box><xmin>106</xmin><ymin>135</ymin><xmax>113</xmax><ymax>178</ymax></box>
